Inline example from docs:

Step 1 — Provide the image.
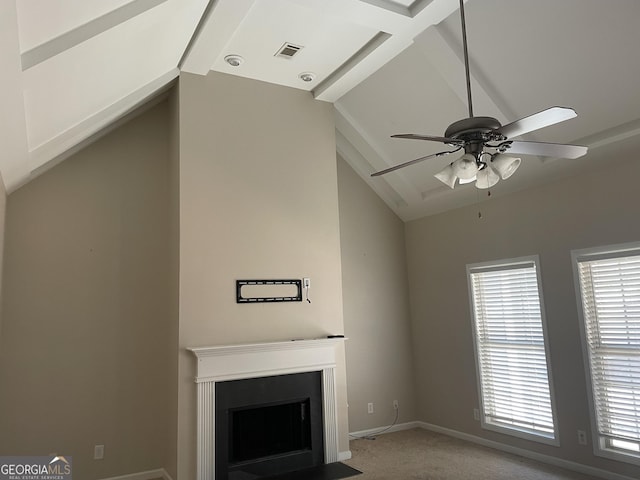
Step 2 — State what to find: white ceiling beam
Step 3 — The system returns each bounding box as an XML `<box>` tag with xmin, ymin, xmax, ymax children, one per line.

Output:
<box><xmin>577</xmin><ymin>117</ymin><xmax>640</xmax><ymax>152</ymax></box>
<box><xmin>26</xmin><ymin>68</ymin><xmax>179</xmax><ymax>184</ymax></box>
<box><xmin>287</xmin><ymin>0</ymin><xmax>413</xmax><ymax>32</ymax></box>
<box><xmin>180</xmin><ymin>0</ymin><xmax>256</xmax><ymax>75</ymax></box>
<box><xmin>357</xmin><ymin>0</ymin><xmax>410</xmax><ymax>18</ymax></box>
<box><xmin>336</xmin><ymin>132</ymin><xmax>407</xmax><ymax>216</ymax></box>
<box><xmin>415</xmin><ymin>25</ymin><xmax>511</xmax><ymax>124</ymax></box>
<box><xmin>21</xmin><ymin>0</ymin><xmax>169</xmax><ymax>70</ymax></box>
<box><xmin>0</xmin><ymin>1</ymin><xmax>31</xmax><ymax>192</ymax></box>
<box><xmin>314</xmin><ymin>0</ymin><xmax>462</xmax><ymax>102</ymax></box>
<box><xmin>336</xmin><ymin>125</ymin><xmax>465</xmax><ymax>223</ymax></box>
<box><xmin>313</xmin><ymin>31</ymin><xmax>394</xmax><ymax>100</ymax></box>
<box><xmin>334</xmin><ymin>104</ymin><xmax>423</xmax><ymax>206</ymax></box>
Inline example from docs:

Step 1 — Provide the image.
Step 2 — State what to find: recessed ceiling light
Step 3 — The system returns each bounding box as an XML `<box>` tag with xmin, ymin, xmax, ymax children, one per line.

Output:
<box><xmin>299</xmin><ymin>72</ymin><xmax>316</xmax><ymax>83</ymax></box>
<box><xmin>224</xmin><ymin>55</ymin><xmax>244</xmax><ymax>67</ymax></box>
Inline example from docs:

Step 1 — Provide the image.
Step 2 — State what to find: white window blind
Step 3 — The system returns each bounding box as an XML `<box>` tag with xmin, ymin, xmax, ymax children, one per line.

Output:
<box><xmin>576</xmin><ymin>250</ymin><xmax>640</xmax><ymax>460</ymax></box>
<box><xmin>468</xmin><ymin>259</ymin><xmax>557</xmax><ymax>442</ymax></box>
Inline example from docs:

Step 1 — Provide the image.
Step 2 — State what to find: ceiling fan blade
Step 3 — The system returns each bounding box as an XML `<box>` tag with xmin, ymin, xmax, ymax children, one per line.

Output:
<box><xmin>371</xmin><ymin>149</ymin><xmax>460</xmax><ymax>177</ymax></box>
<box><xmin>391</xmin><ymin>134</ymin><xmax>463</xmax><ymax>144</ymax></box>
<box><xmin>495</xmin><ymin>107</ymin><xmax>577</xmax><ymax>139</ymax></box>
<box><xmin>504</xmin><ymin>140</ymin><xmax>588</xmax><ymax>159</ymax></box>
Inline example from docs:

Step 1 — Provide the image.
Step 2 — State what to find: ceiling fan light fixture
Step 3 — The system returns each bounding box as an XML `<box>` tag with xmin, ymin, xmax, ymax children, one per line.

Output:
<box><xmin>492</xmin><ymin>154</ymin><xmax>522</xmax><ymax>179</ymax></box>
<box><xmin>434</xmin><ymin>164</ymin><xmax>457</xmax><ymax>189</ymax></box>
<box><xmin>476</xmin><ymin>164</ymin><xmax>500</xmax><ymax>189</ymax></box>
<box><xmin>452</xmin><ymin>153</ymin><xmax>479</xmax><ymax>180</ymax></box>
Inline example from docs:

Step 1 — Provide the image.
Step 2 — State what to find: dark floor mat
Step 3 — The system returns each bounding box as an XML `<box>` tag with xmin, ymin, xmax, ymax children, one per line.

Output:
<box><xmin>263</xmin><ymin>462</ymin><xmax>362</xmax><ymax>480</ymax></box>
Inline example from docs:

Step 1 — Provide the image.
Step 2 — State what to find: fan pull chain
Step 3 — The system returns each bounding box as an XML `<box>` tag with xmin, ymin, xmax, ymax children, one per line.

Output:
<box><xmin>476</xmin><ymin>188</ymin><xmax>492</xmax><ymax>219</ymax></box>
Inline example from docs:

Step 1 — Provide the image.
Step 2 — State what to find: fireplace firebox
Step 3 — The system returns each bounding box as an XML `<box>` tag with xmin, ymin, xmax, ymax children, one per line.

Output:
<box><xmin>216</xmin><ymin>372</ymin><xmax>324</xmax><ymax>480</ymax></box>
<box><xmin>229</xmin><ymin>399</ymin><xmax>311</xmax><ymax>463</ymax></box>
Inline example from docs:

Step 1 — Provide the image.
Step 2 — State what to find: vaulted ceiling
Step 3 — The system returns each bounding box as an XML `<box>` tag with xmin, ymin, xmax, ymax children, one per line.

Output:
<box><xmin>3</xmin><ymin>0</ymin><xmax>640</xmax><ymax>220</ymax></box>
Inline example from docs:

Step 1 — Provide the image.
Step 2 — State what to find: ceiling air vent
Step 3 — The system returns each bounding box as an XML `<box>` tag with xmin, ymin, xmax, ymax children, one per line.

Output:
<box><xmin>275</xmin><ymin>42</ymin><xmax>303</xmax><ymax>59</ymax></box>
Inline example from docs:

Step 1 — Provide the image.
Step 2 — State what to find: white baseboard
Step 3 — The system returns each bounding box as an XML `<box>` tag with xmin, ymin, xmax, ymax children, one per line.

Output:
<box><xmin>418</xmin><ymin>422</ymin><xmax>637</xmax><ymax>480</ymax></box>
<box><xmin>338</xmin><ymin>450</ymin><xmax>352</xmax><ymax>461</ymax></box>
<box><xmin>349</xmin><ymin>421</ymin><xmax>420</xmax><ymax>439</ymax></box>
<box><xmin>162</xmin><ymin>469</ymin><xmax>174</xmax><ymax>480</ymax></box>
<box><xmin>100</xmin><ymin>468</ymin><xmax>172</xmax><ymax>480</ymax></box>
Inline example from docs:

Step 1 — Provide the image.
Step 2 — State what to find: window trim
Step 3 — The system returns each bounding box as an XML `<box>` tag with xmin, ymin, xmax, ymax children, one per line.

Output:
<box><xmin>572</xmin><ymin>241</ymin><xmax>640</xmax><ymax>466</ymax></box>
<box><xmin>467</xmin><ymin>255</ymin><xmax>560</xmax><ymax>446</ymax></box>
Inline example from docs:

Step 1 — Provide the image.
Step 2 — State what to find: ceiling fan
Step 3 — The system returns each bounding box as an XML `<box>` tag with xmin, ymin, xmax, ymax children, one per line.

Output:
<box><xmin>371</xmin><ymin>0</ymin><xmax>588</xmax><ymax>189</ymax></box>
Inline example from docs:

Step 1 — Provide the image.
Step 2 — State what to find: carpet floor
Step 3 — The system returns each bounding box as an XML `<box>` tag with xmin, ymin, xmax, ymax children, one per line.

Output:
<box><xmin>343</xmin><ymin>428</ymin><xmax>601</xmax><ymax>480</ymax></box>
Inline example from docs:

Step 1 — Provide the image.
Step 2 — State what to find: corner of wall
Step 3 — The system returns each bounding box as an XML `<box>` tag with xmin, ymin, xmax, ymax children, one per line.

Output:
<box><xmin>165</xmin><ymin>85</ymin><xmax>180</xmax><ymax>480</ymax></box>
<box><xmin>0</xmin><ymin>171</ymin><xmax>6</xmax><ymax>338</ymax></box>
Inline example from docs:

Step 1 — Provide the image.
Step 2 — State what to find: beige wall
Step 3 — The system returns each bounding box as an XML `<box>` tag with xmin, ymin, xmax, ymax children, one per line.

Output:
<box><xmin>0</xmin><ymin>174</ymin><xmax>6</xmax><ymax>336</ymax></box>
<box><xmin>336</xmin><ymin>156</ymin><xmax>416</xmax><ymax>432</ymax></box>
<box><xmin>177</xmin><ymin>72</ymin><xmax>348</xmax><ymax>479</ymax></box>
<box><xmin>405</xmin><ymin>153</ymin><xmax>640</xmax><ymax>478</ymax></box>
<box><xmin>0</xmin><ymin>101</ymin><xmax>175</xmax><ymax>479</ymax></box>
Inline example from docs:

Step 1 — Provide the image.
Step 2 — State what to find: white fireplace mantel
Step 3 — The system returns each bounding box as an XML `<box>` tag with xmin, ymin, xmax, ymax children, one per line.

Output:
<box><xmin>188</xmin><ymin>337</ymin><xmax>345</xmax><ymax>480</ymax></box>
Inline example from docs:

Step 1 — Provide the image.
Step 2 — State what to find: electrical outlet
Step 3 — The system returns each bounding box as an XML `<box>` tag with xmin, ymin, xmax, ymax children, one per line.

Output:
<box><xmin>303</xmin><ymin>278</ymin><xmax>310</xmax><ymax>288</ymax></box>
<box><xmin>393</xmin><ymin>400</ymin><xmax>399</xmax><ymax>410</ymax></box>
<box><xmin>473</xmin><ymin>408</ymin><xmax>480</xmax><ymax>421</ymax></box>
<box><xmin>577</xmin><ymin>430</ymin><xmax>587</xmax><ymax>445</ymax></box>
<box><xmin>367</xmin><ymin>402</ymin><xmax>374</xmax><ymax>414</ymax></box>
<box><xmin>94</xmin><ymin>445</ymin><xmax>104</xmax><ymax>460</ymax></box>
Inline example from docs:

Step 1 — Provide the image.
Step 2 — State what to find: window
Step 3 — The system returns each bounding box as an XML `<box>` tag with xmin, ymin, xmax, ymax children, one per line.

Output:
<box><xmin>574</xmin><ymin>243</ymin><xmax>640</xmax><ymax>464</ymax></box>
<box><xmin>467</xmin><ymin>256</ymin><xmax>558</xmax><ymax>444</ymax></box>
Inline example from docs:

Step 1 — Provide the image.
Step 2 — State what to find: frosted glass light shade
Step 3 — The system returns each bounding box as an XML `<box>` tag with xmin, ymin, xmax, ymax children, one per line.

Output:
<box><xmin>434</xmin><ymin>164</ymin><xmax>457</xmax><ymax>189</ymax></box>
<box><xmin>452</xmin><ymin>153</ymin><xmax>479</xmax><ymax>180</ymax></box>
<box><xmin>476</xmin><ymin>164</ymin><xmax>500</xmax><ymax>189</ymax></box>
<box><xmin>492</xmin><ymin>154</ymin><xmax>521</xmax><ymax>179</ymax></box>
<box><xmin>459</xmin><ymin>176</ymin><xmax>477</xmax><ymax>185</ymax></box>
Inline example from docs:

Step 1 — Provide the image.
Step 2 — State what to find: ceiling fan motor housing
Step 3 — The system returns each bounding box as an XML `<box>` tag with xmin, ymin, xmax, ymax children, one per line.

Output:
<box><xmin>444</xmin><ymin>117</ymin><xmax>507</xmax><ymax>163</ymax></box>
<box><xmin>444</xmin><ymin>116</ymin><xmax>505</xmax><ymax>142</ymax></box>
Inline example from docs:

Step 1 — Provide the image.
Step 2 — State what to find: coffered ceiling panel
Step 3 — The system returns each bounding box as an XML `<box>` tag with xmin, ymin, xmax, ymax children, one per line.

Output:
<box><xmin>207</xmin><ymin>0</ymin><xmax>381</xmax><ymax>92</ymax></box>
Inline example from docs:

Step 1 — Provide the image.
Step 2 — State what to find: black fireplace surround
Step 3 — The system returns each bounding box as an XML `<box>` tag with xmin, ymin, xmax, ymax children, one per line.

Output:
<box><xmin>215</xmin><ymin>371</ymin><xmax>325</xmax><ymax>480</ymax></box>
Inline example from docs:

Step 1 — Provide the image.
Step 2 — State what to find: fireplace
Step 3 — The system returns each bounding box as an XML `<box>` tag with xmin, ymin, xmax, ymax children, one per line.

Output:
<box><xmin>189</xmin><ymin>338</ymin><xmax>344</xmax><ymax>480</ymax></box>
<box><xmin>216</xmin><ymin>372</ymin><xmax>324</xmax><ymax>479</ymax></box>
